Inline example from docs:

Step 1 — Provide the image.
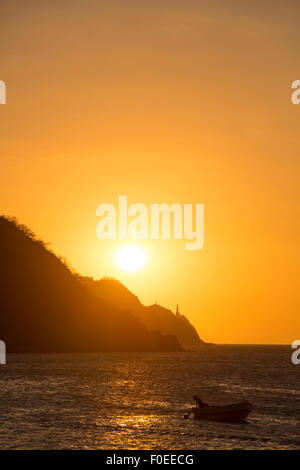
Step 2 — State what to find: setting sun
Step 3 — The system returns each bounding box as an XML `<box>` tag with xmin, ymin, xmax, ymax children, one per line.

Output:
<box><xmin>116</xmin><ymin>246</ymin><xmax>146</xmax><ymax>271</ymax></box>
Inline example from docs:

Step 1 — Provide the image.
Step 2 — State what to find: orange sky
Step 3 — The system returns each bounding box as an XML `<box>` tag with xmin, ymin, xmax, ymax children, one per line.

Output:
<box><xmin>1</xmin><ymin>0</ymin><xmax>299</xmax><ymax>344</ymax></box>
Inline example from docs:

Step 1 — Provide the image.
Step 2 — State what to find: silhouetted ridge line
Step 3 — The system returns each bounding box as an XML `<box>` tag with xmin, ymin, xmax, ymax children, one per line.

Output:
<box><xmin>0</xmin><ymin>216</ymin><xmax>182</xmax><ymax>353</ymax></box>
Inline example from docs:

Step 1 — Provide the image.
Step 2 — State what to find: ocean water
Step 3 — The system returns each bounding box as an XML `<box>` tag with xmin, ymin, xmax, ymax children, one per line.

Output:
<box><xmin>0</xmin><ymin>346</ymin><xmax>299</xmax><ymax>450</ymax></box>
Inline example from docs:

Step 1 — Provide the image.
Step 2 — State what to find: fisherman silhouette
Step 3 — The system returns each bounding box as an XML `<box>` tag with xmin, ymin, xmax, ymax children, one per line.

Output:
<box><xmin>193</xmin><ymin>395</ymin><xmax>208</xmax><ymax>408</ymax></box>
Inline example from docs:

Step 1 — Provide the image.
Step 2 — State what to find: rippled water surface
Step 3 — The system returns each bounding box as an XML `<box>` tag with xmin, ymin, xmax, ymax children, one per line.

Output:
<box><xmin>0</xmin><ymin>346</ymin><xmax>299</xmax><ymax>449</ymax></box>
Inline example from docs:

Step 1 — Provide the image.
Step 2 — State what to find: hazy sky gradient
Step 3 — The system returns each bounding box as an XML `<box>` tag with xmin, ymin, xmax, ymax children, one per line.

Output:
<box><xmin>1</xmin><ymin>0</ymin><xmax>299</xmax><ymax>343</ymax></box>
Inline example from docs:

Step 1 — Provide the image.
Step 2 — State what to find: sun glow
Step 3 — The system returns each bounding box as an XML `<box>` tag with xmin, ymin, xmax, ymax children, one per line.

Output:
<box><xmin>116</xmin><ymin>246</ymin><xmax>146</xmax><ymax>271</ymax></box>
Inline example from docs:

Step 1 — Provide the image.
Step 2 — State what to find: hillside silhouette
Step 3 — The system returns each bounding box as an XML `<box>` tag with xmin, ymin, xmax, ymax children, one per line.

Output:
<box><xmin>0</xmin><ymin>217</ymin><xmax>182</xmax><ymax>352</ymax></box>
<box><xmin>80</xmin><ymin>277</ymin><xmax>205</xmax><ymax>350</ymax></box>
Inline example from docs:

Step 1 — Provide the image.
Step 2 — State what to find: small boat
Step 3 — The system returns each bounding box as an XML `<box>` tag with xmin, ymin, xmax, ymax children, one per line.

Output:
<box><xmin>185</xmin><ymin>400</ymin><xmax>252</xmax><ymax>423</ymax></box>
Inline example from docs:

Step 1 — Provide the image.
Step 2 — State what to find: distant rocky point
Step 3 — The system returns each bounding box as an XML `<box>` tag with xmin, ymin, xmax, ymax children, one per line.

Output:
<box><xmin>79</xmin><ymin>277</ymin><xmax>206</xmax><ymax>350</ymax></box>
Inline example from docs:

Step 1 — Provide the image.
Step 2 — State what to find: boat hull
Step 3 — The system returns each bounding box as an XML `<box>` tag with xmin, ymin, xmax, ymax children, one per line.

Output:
<box><xmin>191</xmin><ymin>401</ymin><xmax>252</xmax><ymax>423</ymax></box>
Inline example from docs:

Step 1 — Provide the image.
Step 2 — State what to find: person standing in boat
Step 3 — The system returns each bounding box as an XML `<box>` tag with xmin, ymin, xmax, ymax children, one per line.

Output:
<box><xmin>193</xmin><ymin>395</ymin><xmax>208</xmax><ymax>408</ymax></box>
